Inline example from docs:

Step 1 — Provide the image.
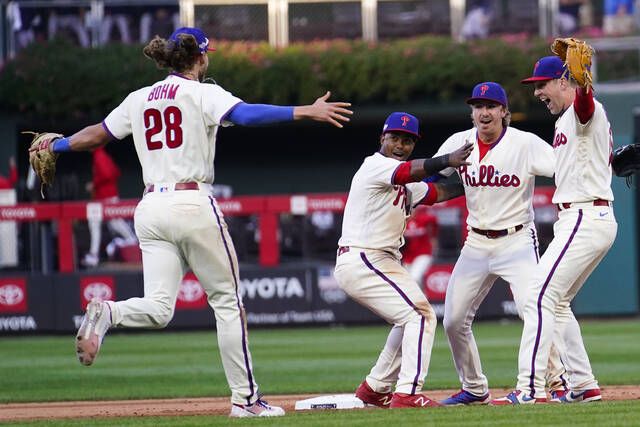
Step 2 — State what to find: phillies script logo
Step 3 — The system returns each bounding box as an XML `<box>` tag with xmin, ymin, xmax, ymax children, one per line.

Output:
<box><xmin>480</xmin><ymin>84</ymin><xmax>489</xmax><ymax>95</ymax></box>
<box><xmin>401</xmin><ymin>115</ymin><xmax>410</xmax><ymax>127</ymax></box>
<box><xmin>459</xmin><ymin>165</ymin><xmax>521</xmax><ymax>188</ymax></box>
<box><xmin>553</xmin><ymin>131</ymin><xmax>568</xmax><ymax>148</ymax></box>
<box><xmin>176</xmin><ymin>272</ymin><xmax>207</xmax><ymax>310</ymax></box>
<box><xmin>0</xmin><ymin>278</ymin><xmax>28</xmax><ymax>313</ymax></box>
<box><xmin>80</xmin><ymin>277</ymin><xmax>114</xmax><ymax>310</ymax></box>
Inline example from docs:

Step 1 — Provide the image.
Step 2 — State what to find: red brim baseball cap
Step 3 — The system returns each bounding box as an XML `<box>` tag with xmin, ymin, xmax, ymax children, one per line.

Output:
<box><xmin>521</xmin><ymin>56</ymin><xmax>566</xmax><ymax>84</ymax></box>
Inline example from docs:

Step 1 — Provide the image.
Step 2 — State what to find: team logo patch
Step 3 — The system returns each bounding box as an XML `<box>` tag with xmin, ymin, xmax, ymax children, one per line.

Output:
<box><xmin>401</xmin><ymin>115</ymin><xmax>410</xmax><ymax>127</ymax></box>
<box><xmin>480</xmin><ymin>84</ymin><xmax>489</xmax><ymax>96</ymax></box>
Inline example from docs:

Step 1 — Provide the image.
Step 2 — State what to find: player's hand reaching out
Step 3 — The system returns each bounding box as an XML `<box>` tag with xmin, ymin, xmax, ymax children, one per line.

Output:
<box><xmin>295</xmin><ymin>91</ymin><xmax>353</xmax><ymax>128</ymax></box>
<box><xmin>448</xmin><ymin>142</ymin><xmax>473</xmax><ymax>167</ymax></box>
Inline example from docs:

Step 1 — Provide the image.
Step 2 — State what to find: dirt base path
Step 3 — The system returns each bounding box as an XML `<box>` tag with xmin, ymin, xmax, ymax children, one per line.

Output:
<box><xmin>2</xmin><ymin>386</ymin><xmax>639</xmax><ymax>421</ymax></box>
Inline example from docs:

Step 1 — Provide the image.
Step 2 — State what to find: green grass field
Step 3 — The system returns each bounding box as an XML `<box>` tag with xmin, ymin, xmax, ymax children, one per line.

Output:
<box><xmin>2</xmin><ymin>319</ymin><xmax>640</xmax><ymax>425</ymax></box>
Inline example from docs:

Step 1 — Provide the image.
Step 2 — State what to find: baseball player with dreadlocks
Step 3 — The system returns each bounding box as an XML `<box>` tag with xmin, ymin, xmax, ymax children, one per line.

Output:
<box><xmin>28</xmin><ymin>26</ymin><xmax>352</xmax><ymax>417</ymax></box>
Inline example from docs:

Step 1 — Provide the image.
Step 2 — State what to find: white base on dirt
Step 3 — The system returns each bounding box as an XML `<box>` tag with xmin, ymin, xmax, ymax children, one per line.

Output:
<box><xmin>295</xmin><ymin>394</ymin><xmax>366</xmax><ymax>410</ymax></box>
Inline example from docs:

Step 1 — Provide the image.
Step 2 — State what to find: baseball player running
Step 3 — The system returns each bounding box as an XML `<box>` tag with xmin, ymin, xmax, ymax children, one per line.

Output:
<box><xmin>335</xmin><ymin>112</ymin><xmax>473</xmax><ymax>409</ymax></box>
<box><xmin>492</xmin><ymin>53</ymin><xmax>617</xmax><ymax>405</ymax></box>
<box><xmin>29</xmin><ymin>27</ymin><xmax>352</xmax><ymax>417</ymax></box>
<box><xmin>433</xmin><ymin>82</ymin><xmax>569</xmax><ymax>405</ymax></box>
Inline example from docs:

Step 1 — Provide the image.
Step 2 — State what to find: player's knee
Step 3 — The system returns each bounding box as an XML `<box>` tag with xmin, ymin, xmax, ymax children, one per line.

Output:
<box><xmin>415</xmin><ymin>301</ymin><xmax>437</xmax><ymax>330</ymax></box>
<box><xmin>150</xmin><ymin>303</ymin><xmax>175</xmax><ymax>328</ymax></box>
<box><xmin>442</xmin><ymin>315</ymin><xmax>465</xmax><ymax>336</ymax></box>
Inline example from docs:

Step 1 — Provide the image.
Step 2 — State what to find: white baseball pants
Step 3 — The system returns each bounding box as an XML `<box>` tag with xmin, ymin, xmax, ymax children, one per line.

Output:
<box><xmin>334</xmin><ymin>248</ymin><xmax>436</xmax><ymax>395</ymax></box>
<box><xmin>443</xmin><ymin>224</ymin><xmax>568</xmax><ymax>396</ymax></box>
<box><xmin>517</xmin><ymin>204</ymin><xmax>617</xmax><ymax>398</ymax></box>
<box><xmin>108</xmin><ymin>189</ymin><xmax>260</xmax><ymax>406</ymax></box>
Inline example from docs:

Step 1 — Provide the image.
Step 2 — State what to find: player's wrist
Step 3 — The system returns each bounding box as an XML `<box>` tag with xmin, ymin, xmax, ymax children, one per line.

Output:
<box><xmin>51</xmin><ymin>137</ymin><xmax>72</xmax><ymax>153</ymax></box>
<box><xmin>422</xmin><ymin>155</ymin><xmax>449</xmax><ymax>176</ymax></box>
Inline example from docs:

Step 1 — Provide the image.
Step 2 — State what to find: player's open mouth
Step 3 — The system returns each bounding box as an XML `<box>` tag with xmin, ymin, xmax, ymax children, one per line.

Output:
<box><xmin>392</xmin><ymin>152</ymin><xmax>405</xmax><ymax>158</ymax></box>
<box><xmin>540</xmin><ymin>97</ymin><xmax>552</xmax><ymax>108</ymax></box>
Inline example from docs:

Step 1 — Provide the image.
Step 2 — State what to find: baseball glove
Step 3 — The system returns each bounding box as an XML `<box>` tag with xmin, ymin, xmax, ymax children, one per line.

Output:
<box><xmin>551</xmin><ymin>37</ymin><xmax>594</xmax><ymax>89</ymax></box>
<box><xmin>26</xmin><ymin>131</ymin><xmax>63</xmax><ymax>198</ymax></box>
<box><xmin>612</xmin><ymin>143</ymin><xmax>640</xmax><ymax>187</ymax></box>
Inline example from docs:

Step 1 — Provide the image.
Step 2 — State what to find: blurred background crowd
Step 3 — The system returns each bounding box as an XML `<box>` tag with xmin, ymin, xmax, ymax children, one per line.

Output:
<box><xmin>1</xmin><ymin>0</ymin><xmax>639</xmax><ymax>59</ymax></box>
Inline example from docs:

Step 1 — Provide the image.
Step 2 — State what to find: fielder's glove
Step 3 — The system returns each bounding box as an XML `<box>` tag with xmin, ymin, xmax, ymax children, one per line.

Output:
<box><xmin>612</xmin><ymin>143</ymin><xmax>640</xmax><ymax>187</ymax></box>
<box><xmin>551</xmin><ymin>37</ymin><xmax>594</xmax><ymax>89</ymax></box>
<box><xmin>26</xmin><ymin>131</ymin><xmax>63</xmax><ymax>198</ymax></box>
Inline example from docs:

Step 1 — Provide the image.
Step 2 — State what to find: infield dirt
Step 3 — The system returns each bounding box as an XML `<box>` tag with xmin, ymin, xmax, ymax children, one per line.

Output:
<box><xmin>2</xmin><ymin>386</ymin><xmax>639</xmax><ymax>421</ymax></box>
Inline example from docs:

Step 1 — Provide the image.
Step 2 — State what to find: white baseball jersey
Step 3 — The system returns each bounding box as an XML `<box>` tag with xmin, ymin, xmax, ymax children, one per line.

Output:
<box><xmin>435</xmin><ymin>127</ymin><xmax>555</xmax><ymax>230</ymax></box>
<box><xmin>103</xmin><ymin>74</ymin><xmax>242</xmax><ymax>186</ymax></box>
<box><xmin>339</xmin><ymin>152</ymin><xmax>430</xmax><ymax>258</ymax></box>
<box><xmin>551</xmin><ymin>99</ymin><xmax>614</xmax><ymax>203</ymax></box>
<box><xmin>101</xmin><ymin>74</ymin><xmax>262</xmax><ymax>406</ymax></box>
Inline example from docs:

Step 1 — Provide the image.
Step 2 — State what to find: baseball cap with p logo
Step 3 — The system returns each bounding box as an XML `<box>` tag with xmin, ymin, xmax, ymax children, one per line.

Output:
<box><xmin>169</xmin><ymin>27</ymin><xmax>216</xmax><ymax>53</ymax></box>
<box><xmin>521</xmin><ymin>56</ymin><xmax>567</xmax><ymax>83</ymax></box>
<box><xmin>466</xmin><ymin>82</ymin><xmax>508</xmax><ymax>107</ymax></box>
<box><xmin>382</xmin><ymin>112</ymin><xmax>420</xmax><ymax>139</ymax></box>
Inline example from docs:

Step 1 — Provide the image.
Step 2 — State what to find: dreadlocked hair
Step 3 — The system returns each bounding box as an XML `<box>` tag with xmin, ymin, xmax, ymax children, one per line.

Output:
<box><xmin>143</xmin><ymin>34</ymin><xmax>201</xmax><ymax>73</ymax></box>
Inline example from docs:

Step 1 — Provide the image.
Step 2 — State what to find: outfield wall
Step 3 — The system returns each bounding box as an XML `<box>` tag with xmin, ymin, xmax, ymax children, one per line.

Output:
<box><xmin>0</xmin><ymin>266</ymin><xmax>518</xmax><ymax>333</ymax></box>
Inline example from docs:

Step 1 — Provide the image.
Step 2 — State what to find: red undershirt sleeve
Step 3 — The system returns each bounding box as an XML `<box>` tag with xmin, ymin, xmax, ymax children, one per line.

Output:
<box><xmin>573</xmin><ymin>87</ymin><xmax>595</xmax><ymax>125</ymax></box>
<box><xmin>391</xmin><ymin>161</ymin><xmax>413</xmax><ymax>185</ymax></box>
<box><xmin>420</xmin><ymin>183</ymin><xmax>438</xmax><ymax>205</ymax></box>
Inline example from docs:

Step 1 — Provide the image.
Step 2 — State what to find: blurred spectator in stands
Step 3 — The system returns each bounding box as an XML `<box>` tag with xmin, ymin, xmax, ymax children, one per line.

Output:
<box><xmin>100</xmin><ymin>7</ymin><xmax>131</xmax><ymax>44</ymax></box>
<box><xmin>558</xmin><ymin>0</ymin><xmax>587</xmax><ymax>35</ymax></box>
<box><xmin>7</xmin><ymin>2</ymin><xmax>46</xmax><ymax>53</ymax></box>
<box><xmin>0</xmin><ymin>157</ymin><xmax>18</xmax><ymax>190</ymax></box>
<box><xmin>461</xmin><ymin>0</ymin><xmax>493</xmax><ymax>41</ymax></box>
<box><xmin>603</xmin><ymin>0</ymin><xmax>636</xmax><ymax>35</ymax></box>
<box><xmin>401</xmin><ymin>206</ymin><xmax>438</xmax><ymax>286</ymax></box>
<box><xmin>83</xmin><ymin>147</ymin><xmax>137</xmax><ymax>268</ymax></box>
<box><xmin>48</xmin><ymin>7</ymin><xmax>90</xmax><ymax>47</ymax></box>
<box><xmin>140</xmin><ymin>7</ymin><xmax>179</xmax><ymax>43</ymax></box>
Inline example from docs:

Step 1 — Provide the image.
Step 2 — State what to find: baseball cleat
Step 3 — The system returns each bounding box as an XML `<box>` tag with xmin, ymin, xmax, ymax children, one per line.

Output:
<box><xmin>557</xmin><ymin>388</ymin><xmax>602</xmax><ymax>403</ymax></box>
<box><xmin>549</xmin><ymin>387</ymin><xmax>568</xmax><ymax>403</ymax></box>
<box><xmin>490</xmin><ymin>390</ymin><xmax>547</xmax><ymax>405</ymax></box>
<box><xmin>76</xmin><ymin>299</ymin><xmax>112</xmax><ymax>366</ymax></box>
<box><xmin>355</xmin><ymin>381</ymin><xmax>392</xmax><ymax>408</ymax></box>
<box><xmin>441</xmin><ymin>389</ymin><xmax>491</xmax><ymax>405</ymax></box>
<box><xmin>229</xmin><ymin>399</ymin><xmax>285</xmax><ymax>417</ymax></box>
<box><xmin>389</xmin><ymin>392</ymin><xmax>442</xmax><ymax>408</ymax></box>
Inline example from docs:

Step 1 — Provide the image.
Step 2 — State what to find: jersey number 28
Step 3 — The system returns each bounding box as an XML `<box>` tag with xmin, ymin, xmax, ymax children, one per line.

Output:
<box><xmin>144</xmin><ymin>106</ymin><xmax>183</xmax><ymax>150</ymax></box>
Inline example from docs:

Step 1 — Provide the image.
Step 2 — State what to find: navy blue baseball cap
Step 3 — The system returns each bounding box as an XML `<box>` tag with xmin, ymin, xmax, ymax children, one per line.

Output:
<box><xmin>466</xmin><ymin>82</ymin><xmax>508</xmax><ymax>107</ymax></box>
<box><xmin>169</xmin><ymin>27</ymin><xmax>216</xmax><ymax>53</ymax></box>
<box><xmin>521</xmin><ymin>56</ymin><xmax>567</xmax><ymax>84</ymax></box>
<box><xmin>382</xmin><ymin>112</ymin><xmax>420</xmax><ymax>139</ymax></box>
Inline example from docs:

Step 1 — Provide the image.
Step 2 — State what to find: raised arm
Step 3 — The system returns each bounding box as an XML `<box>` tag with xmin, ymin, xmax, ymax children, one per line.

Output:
<box><xmin>227</xmin><ymin>91</ymin><xmax>353</xmax><ymax>128</ymax></box>
<box><xmin>393</xmin><ymin>142</ymin><xmax>473</xmax><ymax>185</ymax></box>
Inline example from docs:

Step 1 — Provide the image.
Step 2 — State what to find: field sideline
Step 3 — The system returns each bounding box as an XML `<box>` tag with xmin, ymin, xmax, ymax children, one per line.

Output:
<box><xmin>1</xmin><ymin>319</ymin><xmax>639</xmax><ymax>425</ymax></box>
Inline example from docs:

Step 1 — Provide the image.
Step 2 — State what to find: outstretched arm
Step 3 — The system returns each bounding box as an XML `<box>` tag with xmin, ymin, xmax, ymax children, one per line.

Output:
<box><xmin>293</xmin><ymin>91</ymin><xmax>353</xmax><ymax>128</ymax></box>
<box><xmin>48</xmin><ymin>123</ymin><xmax>112</xmax><ymax>153</ymax></box>
<box><xmin>393</xmin><ymin>142</ymin><xmax>473</xmax><ymax>185</ymax></box>
<box><xmin>227</xmin><ymin>91</ymin><xmax>352</xmax><ymax>128</ymax></box>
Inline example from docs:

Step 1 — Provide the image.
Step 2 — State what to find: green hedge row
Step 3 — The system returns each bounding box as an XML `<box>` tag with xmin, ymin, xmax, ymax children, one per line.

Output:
<box><xmin>0</xmin><ymin>36</ymin><xmax>554</xmax><ymax>120</ymax></box>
